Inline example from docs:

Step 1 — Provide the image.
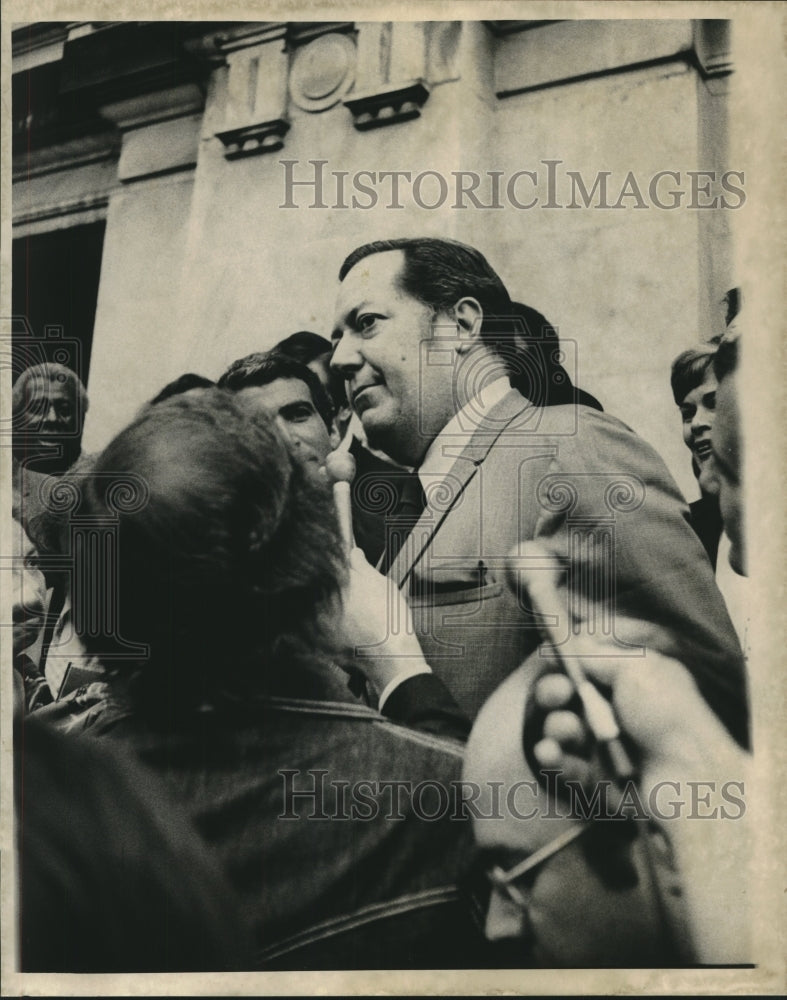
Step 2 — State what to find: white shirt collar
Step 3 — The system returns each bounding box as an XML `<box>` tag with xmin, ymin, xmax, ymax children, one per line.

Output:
<box><xmin>418</xmin><ymin>376</ymin><xmax>512</xmax><ymax>488</ymax></box>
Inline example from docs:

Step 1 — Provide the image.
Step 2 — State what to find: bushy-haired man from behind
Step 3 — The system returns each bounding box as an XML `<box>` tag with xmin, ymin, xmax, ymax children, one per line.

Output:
<box><xmin>78</xmin><ymin>388</ymin><xmax>489</xmax><ymax>969</ymax></box>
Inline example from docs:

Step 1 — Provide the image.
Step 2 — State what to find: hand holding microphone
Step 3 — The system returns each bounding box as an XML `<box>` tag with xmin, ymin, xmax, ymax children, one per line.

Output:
<box><xmin>324</xmin><ymin>448</ymin><xmax>356</xmax><ymax>555</ymax></box>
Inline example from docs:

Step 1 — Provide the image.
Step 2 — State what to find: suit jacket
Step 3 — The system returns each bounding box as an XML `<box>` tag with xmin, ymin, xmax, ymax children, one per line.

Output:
<box><xmin>390</xmin><ymin>389</ymin><xmax>748</xmax><ymax>744</ymax></box>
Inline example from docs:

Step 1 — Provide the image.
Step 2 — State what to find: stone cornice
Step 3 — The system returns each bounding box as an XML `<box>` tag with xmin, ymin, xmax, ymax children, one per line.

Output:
<box><xmin>343</xmin><ymin>79</ymin><xmax>430</xmax><ymax>131</ymax></box>
<box><xmin>215</xmin><ymin>117</ymin><xmax>291</xmax><ymax>158</ymax></box>
<box><xmin>198</xmin><ymin>22</ymin><xmax>287</xmax><ymax>58</ymax></box>
<box><xmin>484</xmin><ymin>20</ymin><xmax>562</xmax><ymax>36</ymax></box>
<box><xmin>12</xmin><ymin>131</ymin><xmax>119</xmax><ymax>182</ymax></box>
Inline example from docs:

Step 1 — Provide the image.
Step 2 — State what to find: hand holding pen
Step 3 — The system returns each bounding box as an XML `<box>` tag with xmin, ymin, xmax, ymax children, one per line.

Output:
<box><xmin>508</xmin><ymin>542</ymin><xmax>637</xmax><ymax>785</ymax></box>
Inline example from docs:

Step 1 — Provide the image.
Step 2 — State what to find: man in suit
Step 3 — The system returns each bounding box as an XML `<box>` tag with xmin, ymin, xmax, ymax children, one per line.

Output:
<box><xmin>330</xmin><ymin>237</ymin><xmax>748</xmax><ymax>745</ymax></box>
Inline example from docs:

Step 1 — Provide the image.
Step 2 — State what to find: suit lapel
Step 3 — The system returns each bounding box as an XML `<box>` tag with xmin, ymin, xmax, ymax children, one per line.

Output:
<box><xmin>390</xmin><ymin>389</ymin><xmax>534</xmax><ymax>588</ymax></box>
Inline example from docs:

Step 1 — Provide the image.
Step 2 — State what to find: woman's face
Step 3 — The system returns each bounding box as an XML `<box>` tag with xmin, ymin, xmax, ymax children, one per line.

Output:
<box><xmin>679</xmin><ymin>372</ymin><xmax>718</xmax><ymax>492</ymax></box>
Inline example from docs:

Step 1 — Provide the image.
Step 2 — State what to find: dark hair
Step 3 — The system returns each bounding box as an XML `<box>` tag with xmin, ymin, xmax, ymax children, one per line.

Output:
<box><xmin>503</xmin><ymin>301</ymin><xmax>603</xmax><ymax>411</ymax></box>
<box><xmin>79</xmin><ymin>389</ymin><xmax>344</xmax><ymax>721</ymax></box>
<box><xmin>149</xmin><ymin>373</ymin><xmax>215</xmax><ymax>405</ymax></box>
<box><xmin>723</xmin><ymin>287</ymin><xmax>741</xmax><ymax>327</ymax></box>
<box><xmin>273</xmin><ymin>330</ymin><xmax>332</xmax><ymax>363</ymax></box>
<box><xmin>272</xmin><ymin>331</ymin><xmax>348</xmax><ymax>410</ymax></box>
<box><xmin>670</xmin><ymin>346</ymin><xmax>717</xmax><ymax>405</ymax></box>
<box><xmin>713</xmin><ymin>334</ymin><xmax>739</xmax><ymax>383</ymax></box>
<box><xmin>339</xmin><ymin>237</ymin><xmax>513</xmax><ymax>350</ymax></box>
<box><xmin>218</xmin><ymin>352</ymin><xmax>335</xmax><ymax>428</ymax></box>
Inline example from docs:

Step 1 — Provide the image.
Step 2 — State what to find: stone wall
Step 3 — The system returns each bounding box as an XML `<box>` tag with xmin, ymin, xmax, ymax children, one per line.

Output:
<box><xmin>12</xmin><ymin>19</ymin><xmax>736</xmax><ymax>502</ymax></box>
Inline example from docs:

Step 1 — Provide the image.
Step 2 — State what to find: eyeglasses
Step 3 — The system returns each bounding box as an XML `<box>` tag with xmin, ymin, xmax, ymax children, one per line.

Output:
<box><xmin>487</xmin><ymin>822</ymin><xmax>589</xmax><ymax>908</ymax></box>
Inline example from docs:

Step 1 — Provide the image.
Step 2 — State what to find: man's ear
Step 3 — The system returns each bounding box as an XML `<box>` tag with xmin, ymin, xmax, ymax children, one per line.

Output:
<box><xmin>453</xmin><ymin>298</ymin><xmax>484</xmax><ymax>354</ymax></box>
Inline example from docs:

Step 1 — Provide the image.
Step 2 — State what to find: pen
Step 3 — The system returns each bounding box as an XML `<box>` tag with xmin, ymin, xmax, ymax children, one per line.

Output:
<box><xmin>517</xmin><ymin>545</ymin><xmax>636</xmax><ymax>783</ymax></box>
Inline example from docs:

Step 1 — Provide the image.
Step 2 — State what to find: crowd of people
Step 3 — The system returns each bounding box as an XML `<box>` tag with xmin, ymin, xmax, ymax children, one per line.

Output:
<box><xmin>11</xmin><ymin>237</ymin><xmax>749</xmax><ymax>971</ymax></box>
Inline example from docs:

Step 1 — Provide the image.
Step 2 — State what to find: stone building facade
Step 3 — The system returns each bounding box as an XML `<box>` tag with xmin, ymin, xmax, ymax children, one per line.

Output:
<box><xmin>12</xmin><ymin>18</ymin><xmax>735</xmax><ymax>500</ymax></box>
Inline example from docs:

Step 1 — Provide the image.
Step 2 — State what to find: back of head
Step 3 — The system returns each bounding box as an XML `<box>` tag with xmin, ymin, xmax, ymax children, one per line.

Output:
<box><xmin>272</xmin><ymin>331</ymin><xmax>348</xmax><ymax>412</ymax></box>
<box><xmin>273</xmin><ymin>330</ymin><xmax>332</xmax><ymax>365</ymax></box>
<box><xmin>713</xmin><ymin>331</ymin><xmax>739</xmax><ymax>384</ymax></box>
<box><xmin>149</xmin><ymin>372</ymin><xmax>215</xmax><ymax>406</ymax></box>
<box><xmin>723</xmin><ymin>287</ymin><xmax>741</xmax><ymax>328</ymax></box>
<box><xmin>79</xmin><ymin>387</ymin><xmax>343</xmax><ymax>722</ymax></box>
<box><xmin>504</xmin><ymin>301</ymin><xmax>603</xmax><ymax>411</ymax></box>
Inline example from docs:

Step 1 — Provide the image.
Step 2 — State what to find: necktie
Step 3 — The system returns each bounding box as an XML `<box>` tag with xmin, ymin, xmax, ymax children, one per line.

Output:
<box><xmin>380</xmin><ymin>471</ymin><xmax>427</xmax><ymax>574</ymax></box>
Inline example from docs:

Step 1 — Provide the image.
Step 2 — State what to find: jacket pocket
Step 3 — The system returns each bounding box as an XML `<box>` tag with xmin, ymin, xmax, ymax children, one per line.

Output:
<box><xmin>408</xmin><ymin>561</ymin><xmax>504</xmax><ymax>608</ymax></box>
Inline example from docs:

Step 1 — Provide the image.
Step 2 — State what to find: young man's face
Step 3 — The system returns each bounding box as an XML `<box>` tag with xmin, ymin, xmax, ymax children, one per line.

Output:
<box><xmin>331</xmin><ymin>250</ymin><xmax>458</xmax><ymax>467</ymax></box>
<box><xmin>712</xmin><ymin>371</ymin><xmax>745</xmax><ymax>575</ymax></box>
<box><xmin>237</xmin><ymin>378</ymin><xmax>336</xmax><ymax>476</ymax></box>
<box><xmin>679</xmin><ymin>373</ymin><xmax>717</xmax><ymax>467</ymax></box>
<box><xmin>678</xmin><ymin>372</ymin><xmax>719</xmax><ymax>495</ymax></box>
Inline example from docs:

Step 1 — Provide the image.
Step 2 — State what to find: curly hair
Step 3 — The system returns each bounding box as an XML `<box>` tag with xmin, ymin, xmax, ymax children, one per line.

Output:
<box><xmin>79</xmin><ymin>388</ymin><xmax>345</xmax><ymax>722</ymax></box>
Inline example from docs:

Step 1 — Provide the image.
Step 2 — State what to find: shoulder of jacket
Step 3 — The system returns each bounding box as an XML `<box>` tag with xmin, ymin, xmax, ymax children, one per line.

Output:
<box><xmin>263</xmin><ymin>696</ymin><xmax>466</xmax><ymax>759</ymax></box>
<box><xmin>484</xmin><ymin>403</ymin><xmax>637</xmax><ymax>451</ymax></box>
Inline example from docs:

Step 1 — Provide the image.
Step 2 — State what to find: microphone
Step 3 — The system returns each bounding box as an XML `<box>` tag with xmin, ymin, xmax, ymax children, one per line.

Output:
<box><xmin>325</xmin><ymin>449</ymin><xmax>356</xmax><ymax>554</ymax></box>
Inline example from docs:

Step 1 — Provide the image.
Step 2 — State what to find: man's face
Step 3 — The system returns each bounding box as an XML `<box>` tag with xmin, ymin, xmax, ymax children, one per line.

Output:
<box><xmin>237</xmin><ymin>378</ymin><xmax>335</xmax><ymax>475</ymax></box>
<box><xmin>331</xmin><ymin>251</ymin><xmax>458</xmax><ymax>467</ymax></box>
<box><xmin>678</xmin><ymin>372</ymin><xmax>718</xmax><ymax>493</ymax></box>
<box><xmin>712</xmin><ymin>372</ymin><xmax>745</xmax><ymax>574</ymax></box>
<box><xmin>14</xmin><ymin>376</ymin><xmax>82</xmax><ymax>472</ymax></box>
